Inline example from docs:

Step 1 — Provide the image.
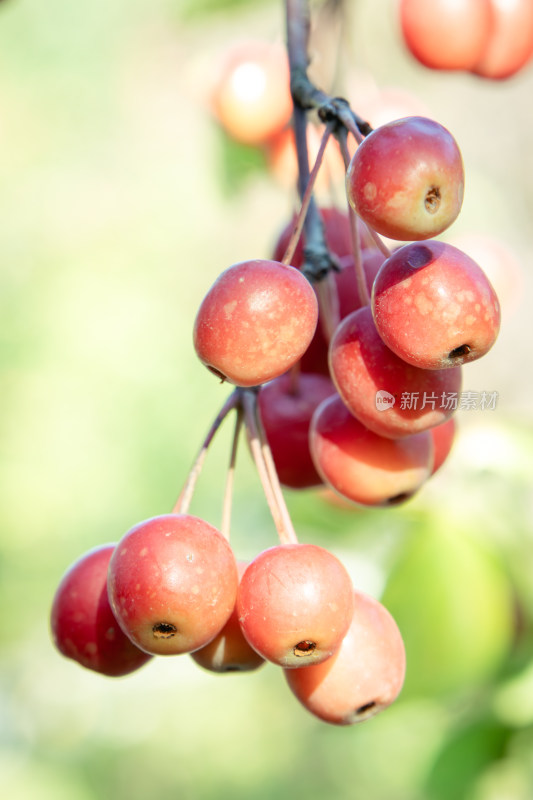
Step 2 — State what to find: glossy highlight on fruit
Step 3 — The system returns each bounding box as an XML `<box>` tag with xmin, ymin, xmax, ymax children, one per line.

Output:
<box><xmin>346</xmin><ymin>116</ymin><xmax>464</xmax><ymax>241</ymax></box>
<box><xmin>193</xmin><ymin>259</ymin><xmax>318</xmax><ymax>387</ymax></box>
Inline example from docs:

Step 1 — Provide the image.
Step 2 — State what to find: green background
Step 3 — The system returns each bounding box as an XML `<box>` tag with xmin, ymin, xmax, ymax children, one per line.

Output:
<box><xmin>1</xmin><ymin>0</ymin><xmax>533</xmax><ymax>797</ymax></box>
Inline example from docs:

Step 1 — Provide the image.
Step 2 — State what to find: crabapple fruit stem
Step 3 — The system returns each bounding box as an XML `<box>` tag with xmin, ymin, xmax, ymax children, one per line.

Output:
<box><xmin>281</xmin><ymin>122</ymin><xmax>335</xmax><ymax>269</ymax></box>
<box><xmin>242</xmin><ymin>389</ymin><xmax>299</xmax><ymax>546</ymax></box>
<box><xmin>337</xmin><ymin>129</ymin><xmax>371</xmax><ymax>307</ymax></box>
<box><xmin>285</xmin><ymin>0</ymin><xmax>369</xmax><ymax>143</ymax></box>
<box><xmin>221</xmin><ymin>405</ymin><xmax>243</xmax><ymax>542</ymax></box>
<box><xmin>173</xmin><ymin>389</ymin><xmax>240</xmax><ymax>516</ymax></box>
<box><xmin>285</xmin><ymin>0</ymin><xmax>342</xmax><ymax>284</ymax></box>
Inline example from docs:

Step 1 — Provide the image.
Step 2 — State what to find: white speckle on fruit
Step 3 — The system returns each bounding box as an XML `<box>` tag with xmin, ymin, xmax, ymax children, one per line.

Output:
<box><xmin>223</xmin><ymin>300</ymin><xmax>237</xmax><ymax>319</ymax></box>
<box><xmin>414</xmin><ymin>293</ymin><xmax>433</xmax><ymax>315</ymax></box>
<box><xmin>363</xmin><ymin>182</ymin><xmax>377</xmax><ymax>202</ymax></box>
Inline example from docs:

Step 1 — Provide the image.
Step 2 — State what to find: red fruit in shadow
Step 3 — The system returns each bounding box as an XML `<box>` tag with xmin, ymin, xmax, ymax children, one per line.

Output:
<box><xmin>310</xmin><ymin>394</ymin><xmax>434</xmax><ymax>507</ymax></box>
<box><xmin>190</xmin><ymin>562</ymin><xmax>265</xmax><ymax>673</ymax></box>
<box><xmin>257</xmin><ymin>372</ymin><xmax>336</xmax><ymax>489</ymax></box>
<box><xmin>51</xmin><ymin>544</ymin><xmax>152</xmax><ymax>677</ymax></box>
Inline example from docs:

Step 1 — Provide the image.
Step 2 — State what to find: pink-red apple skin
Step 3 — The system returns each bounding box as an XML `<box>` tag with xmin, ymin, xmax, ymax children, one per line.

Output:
<box><xmin>346</xmin><ymin>116</ymin><xmax>464</xmax><ymax>241</ymax></box>
<box><xmin>193</xmin><ymin>259</ymin><xmax>318</xmax><ymax>387</ymax></box>
<box><xmin>211</xmin><ymin>41</ymin><xmax>293</xmax><ymax>147</ymax></box>
<box><xmin>399</xmin><ymin>0</ymin><xmax>493</xmax><ymax>71</ymax></box>
<box><xmin>285</xmin><ymin>590</ymin><xmax>406</xmax><ymax>725</ymax></box>
<box><xmin>190</xmin><ymin>562</ymin><xmax>265</xmax><ymax>673</ymax></box>
<box><xmin>107</xmin><ymin>514</ymin><xmax>239</xmax><ymax>656</ymax></box>
<box><xmin>310</xmin><ymin>394</ymin><xmax>433</xmax><ymax>507</ymax></box>
<box><xmin>271</xmin><ymin>208</ymin><xmax>385</xmax><ymax>375</ymax></box>
<box><xmin>430</xmin><ymin>417</ymin><xmax>457</xmax><ymax>474</ymax></box>
<box><xmin>51</xmin><ymin>544</ymin><xmax>153</xmax><ymax>677</ymax></box>
<box><xmin>329</xmin><ymin>306</ymin><xmax>462</xmax><ymax>438</ymax></box>
<box><xmin>371</xmin><ymin>241</ymin><xmax>501</xmax><ymax>369</ymax></box>
<box><xmin>297</xmin><ymin>249</ymin><xmax>385</xmax><ymax>375</ymax></box>
<box><xmin>257</xmin><ymin>372</ymin><xmax>336</xmax><ymax>488</ymax></box>
<box><xmin>473</xmin><ymin>0</ymin><xmax>533</xmax><ymax>79</ymax></box>
<box><xmin>237</xmin><ymin>543</ymin><xmax>354</xmax><ymax>669</ymax></box>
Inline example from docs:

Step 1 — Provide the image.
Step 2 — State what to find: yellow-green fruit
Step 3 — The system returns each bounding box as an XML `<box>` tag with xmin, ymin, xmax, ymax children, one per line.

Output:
<box><xmin>381</xmin><ymin>523</ymin><xmax>514</xmax><ymax>698</ymax></box>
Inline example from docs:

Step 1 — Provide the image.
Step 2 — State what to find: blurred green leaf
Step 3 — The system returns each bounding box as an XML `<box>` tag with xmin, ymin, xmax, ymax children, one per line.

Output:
<box><xmin>177</xmin><ymin>0</ymin><xmax>275</xmax><ymax>22</ymax></box>
<box><xmin>425</xmin><ymin>714</ymin><xmax>512</xmax><ymax>800</ymax></box>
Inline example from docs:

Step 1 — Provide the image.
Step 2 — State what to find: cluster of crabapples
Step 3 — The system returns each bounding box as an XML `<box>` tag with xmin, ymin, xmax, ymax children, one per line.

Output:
<box><xmin>399</xmin><ymin>0</ymin><xmax>533</xmax><ymax>80</ymax></box>
<box><xmin>51</xmin><ymin>521</ymin><xmax>405</xmax><ymax>725</ymax></box>
<box><xmin>51</xmin><ymin>113</ymin><xmax>500</xmax><ymax>726</ymax></box>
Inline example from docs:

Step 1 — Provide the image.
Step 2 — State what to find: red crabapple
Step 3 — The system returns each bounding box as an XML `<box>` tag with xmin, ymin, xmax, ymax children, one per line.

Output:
<box><xmin>190</xmin><ymin>562</ymin><xmax>265</xmax><ymax>673</ymax></box>
<box><xmin>193</xmin><ymin>259</ymin><xmax>318</xmax><ymax>387</ymax></box>
<box><xmin>271</xmin><ymin>206</ymin><xmax>375</xmax><ymax>268</ymax></box>
<box><xmin>371</xmin><ymin>241</ymin><xmax>501</xmax><ymax>369</ymax></box>
<box><xmin>346</xmin><ymin>116</ymin><xmax>464</xmax><ymax>241</ymax></box>
<box><xmin>448</xmin><ymin>232</ymin><xmax>523</xmax><ymax>316</ymax></box>
<box><xmin>473</xmin><ymin>0</ymin><xmax>533</xmax><ymax>80</ymax></box>
<box><xmin>51</xmin><ymin>544</ymin><xmax>152</xmax><ymax>677</ymax></box>
<box><xmin>257</xmin><ymin>372</ymin><xmax>336</xmax><ymax>489</ymax></box>
<box><xmin>430</xmin><ymin>417</ymin><xmax>457</xmax><ymax>474</ymax></box>
<box><xmin>297</xmin><ymin>249</ymin><xmax>386</xmax><ymax>375</ymax></box>
<box><xmin>329</xmin><ymin>306</ymin><xmax>462</xmax><ymax>438</ymax></box>
<box><xmin>211</xmin><ymin>40</ymin><xmax>292</xmax><ymax>146</ymax></box>
<box><xmin>310</xmin><ymin>394</ymin><xmax>433</xmax><ymax>506</ymax></box>
<box><xmin>399</xmin><ymin>0</ymin><xmax>493</xmax><ymax>71</ymax></box>
<box><xmin>284</xmin><ymin>590</ymin><xmax>406</xmax><ymax>725</ymax></box>
<box><xmin>237</xmin><ymin>543</ymin><xmax>355</xmax><ymax>668</ymax></box>
<box><xmin>107</xmin><ymin>514</ymin><xmax>239</xmax><ymax>656</ymax></box>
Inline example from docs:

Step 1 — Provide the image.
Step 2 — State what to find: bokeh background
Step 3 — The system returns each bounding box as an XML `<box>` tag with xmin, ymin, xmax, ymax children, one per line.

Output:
<box><xmin>1</xmin><ymin>0</ymin><xmax>533</xmax><ymax>797</ymax></box>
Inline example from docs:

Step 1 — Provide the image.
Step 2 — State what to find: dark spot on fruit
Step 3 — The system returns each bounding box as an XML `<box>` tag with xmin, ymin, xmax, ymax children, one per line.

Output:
<box><xmin>294</xmin><ymin>640</ymin><xmax>317</xmax><ymax>657</ymax></box>
<box><xmin>153</xmin><ymin>622</ymin><xmax>177</xmax><ymax>639</ymax></box>
<box><xmin>385</xmin><ymin>492</ymin><xmax>412</xmax><ymax>506</ymax></box>
<box><xmin>406</xmin><ymin>245</ymin><xmax>432</xmax><ymax>270</ymax></box>
<box><xmin>449</xmin><ymin>344</ymin><xmax>472</xmax><ymax>361</ymax></box>
<box><xmin>424</xmin><ymin>186</ymin><xmax>441</xmax><ymax>214</ymax></box>
<box><xmin>356</xmin><ymin>701</ymin><xmax>377</xmax><ymax>716</ymax></box>
<box><xmin>207</xmin><ymin>366</ymin><xmax>227</xmax><ymax>383</ymax></box>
